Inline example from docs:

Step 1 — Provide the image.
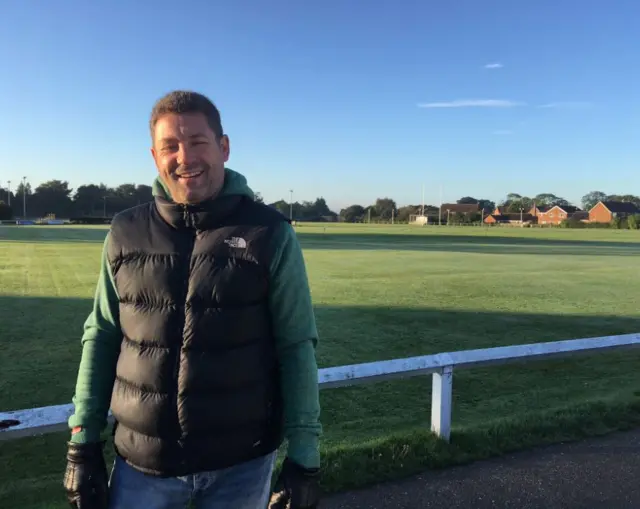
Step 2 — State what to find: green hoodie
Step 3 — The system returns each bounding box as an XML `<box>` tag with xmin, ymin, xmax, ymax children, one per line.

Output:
<box><xmin>68</xmin><ymin>168</ymin><xmax>322</xmax><ymax>470</ymax></box>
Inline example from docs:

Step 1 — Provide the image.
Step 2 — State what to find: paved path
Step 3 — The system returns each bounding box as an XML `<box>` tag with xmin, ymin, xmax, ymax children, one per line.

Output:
<box><xmin>321</xmin><ymin>428</ymin><xmax>640</xmax><ymax>508</ymax></box>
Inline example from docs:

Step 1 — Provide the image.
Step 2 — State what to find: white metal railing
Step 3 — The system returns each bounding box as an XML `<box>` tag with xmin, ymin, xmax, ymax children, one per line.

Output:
<box><xmin>1</xmin><ymin>333</ymin><xmax>639</xmax><ymax>442</ymax></box>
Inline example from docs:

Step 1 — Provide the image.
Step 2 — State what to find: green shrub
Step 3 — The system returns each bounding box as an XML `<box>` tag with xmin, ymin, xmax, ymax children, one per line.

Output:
<box><xmin>611</xmin><ymin>217</ymin><xmax>623</xmax><ymax>229</ymax></box>
<box><xmin>560</xmin><ymin>218</ymin><xmax>586</xmax><ymax>229</ymax></box>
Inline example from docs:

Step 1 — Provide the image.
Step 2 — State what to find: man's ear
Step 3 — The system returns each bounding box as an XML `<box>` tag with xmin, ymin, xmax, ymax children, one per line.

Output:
<box><xmin>220</xmin><ymin>135</ymin><xmax>231</xmax><ymax>162</ymax></box>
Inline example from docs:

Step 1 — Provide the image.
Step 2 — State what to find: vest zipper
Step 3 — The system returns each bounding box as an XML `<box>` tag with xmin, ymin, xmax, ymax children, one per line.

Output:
<box><xmin>175</xmin><ymin>205</ymin><xmax>196</xmax><ymax>462</ymax></box>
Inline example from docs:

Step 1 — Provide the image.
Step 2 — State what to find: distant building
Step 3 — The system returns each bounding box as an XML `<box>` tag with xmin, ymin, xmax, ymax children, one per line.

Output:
<box><xmin>589</xmin><ymin>201</ymin><xmax>640</xmax><ymax>223</ymax></box>
<box><xmin>536</xmin><ymin>205</ymin><xmax>583</xmax><ymax>225</ymax></box>
<box><xmin>484</xmin><ymin>213</ymin><xmax>534</xmax><ymax>225</ymax></box>
<box><xmin>485</xmin><ymin>203</ymin><xmax>586</xmax><ymax>226</ymax></box>
<box><xmin>528</xmin><ymin>204</ymin><xmax>552</xmax><ymax>217</ymax></box>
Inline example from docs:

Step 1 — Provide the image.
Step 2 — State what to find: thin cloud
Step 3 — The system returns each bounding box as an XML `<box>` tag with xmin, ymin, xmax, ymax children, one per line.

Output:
<box><xmin>484</xmin><ymin>62</ymin><xmax>503</xmax><ymax>69</ymax></box>
<box><xmin>538</xmin><ymin>102</ymin><xmax>593</xmax><ymax>109</ymax></box>
<box><xmin>418</xmin><ymin>99</ymin><xmax>524</xmax><ymax>108</ymax></box>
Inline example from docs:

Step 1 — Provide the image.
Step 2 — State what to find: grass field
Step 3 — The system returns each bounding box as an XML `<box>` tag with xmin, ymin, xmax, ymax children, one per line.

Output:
<box><xmin>2</xmin><ymin>223</ymin><xmax>640</xmax><ymax>508</ymax></box>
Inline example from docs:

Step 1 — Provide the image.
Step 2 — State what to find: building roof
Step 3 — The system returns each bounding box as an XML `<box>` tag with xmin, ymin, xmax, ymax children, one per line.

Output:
<box><xmin>441</xmin><ymin>203</ymin><xmax>480</xmax><ymax>213</ymax></box>
<box><xmin>542</xmin><ymin>204</ymin><xmax>581</xmax><ymax>214</ymax></box>
<box><xmin>599</xmin><ymin>201</ymin><xmax>640</xmax><ymax>214</ymax></box>
<box><xmin>571</xmin><ymin>211</ymin><xmax>589</xmax><ymax>220</ymax></box>
<box><xmin>530</xmin><ymin>204</ymin><xmax>552</xmax><ymax>213</ymax></box>
<box><xmin>487</xmin><ymin>213</ymin><xmax>534</xmax><ymax>222</ymax></box>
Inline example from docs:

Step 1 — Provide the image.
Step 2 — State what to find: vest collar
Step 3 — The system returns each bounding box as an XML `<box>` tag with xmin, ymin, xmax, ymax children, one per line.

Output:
<box><xmin>154</xmin><ymin>194</ymin><xmax>245</xmax><ymax>231</ymax></box>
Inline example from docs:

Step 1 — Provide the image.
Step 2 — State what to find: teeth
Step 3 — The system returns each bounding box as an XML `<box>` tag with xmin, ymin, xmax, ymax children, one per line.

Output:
<box><xmin>177</xmin><ymin>171</ymin><xmax>203</xmax><ymax>178</ymax></box>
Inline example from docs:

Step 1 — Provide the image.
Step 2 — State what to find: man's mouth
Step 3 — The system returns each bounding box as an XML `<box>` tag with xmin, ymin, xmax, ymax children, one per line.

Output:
<box><xmin>175</xmin><ymin>169</ymin><xmax>204</xmax><ymax>180</ymax></box>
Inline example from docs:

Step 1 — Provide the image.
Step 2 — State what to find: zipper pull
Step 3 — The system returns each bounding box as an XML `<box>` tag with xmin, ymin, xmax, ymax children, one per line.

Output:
<box><xmin>181</xmin><ymin>205</ymin><xmax>192</xmax><ymax>229</ymax></box>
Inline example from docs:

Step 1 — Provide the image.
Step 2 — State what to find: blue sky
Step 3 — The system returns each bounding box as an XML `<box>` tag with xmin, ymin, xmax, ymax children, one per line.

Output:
<box><xmin>1</xmin><ymin>0</ymin><xmax>639</xmax><ymax>212</ymax></box>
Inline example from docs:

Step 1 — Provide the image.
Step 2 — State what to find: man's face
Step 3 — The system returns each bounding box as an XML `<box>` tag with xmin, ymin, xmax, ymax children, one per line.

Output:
<box><xmin>151</xmin><ymin>112</ymin><xmax>229</xmax><ymax>204</ymax></box>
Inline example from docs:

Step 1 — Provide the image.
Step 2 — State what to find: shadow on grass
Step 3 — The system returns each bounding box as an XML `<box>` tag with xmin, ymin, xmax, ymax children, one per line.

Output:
<box><xmin>2</xmin><ymin>225</ymin><xmax>640</xmax><ymax>257</ymax></box>
<box><xmin>0</xmin><ymin>225</ymin><xmax>108</xmax><ymax>244</ymax></box>
<box><xmin>1</xmin><ymin>297</ymin><xmax>640</xmax><ymax>507</ymax></box>
<box><xmin>296</xmin><ymin>232</ymin><xmax>640</xmax><ymax>256</ymax></box>
<box><xmin>313</xmin><ymin>305</ymin><xmax>640</xmax><ymax>367</ymax></box>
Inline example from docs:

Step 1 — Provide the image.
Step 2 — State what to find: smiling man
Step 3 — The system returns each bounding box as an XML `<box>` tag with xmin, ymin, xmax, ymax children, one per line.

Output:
<box><xmin>62</xmin><ymin>90</ymin><xmax>322</xmax><ymax>509</ymax></box>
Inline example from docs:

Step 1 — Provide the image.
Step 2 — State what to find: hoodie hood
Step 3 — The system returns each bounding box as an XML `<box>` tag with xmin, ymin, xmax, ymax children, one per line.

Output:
<box><xmin>151</xmin><ymin>167</ymin><xmax>255</xmax><ymax>203</ymax></box>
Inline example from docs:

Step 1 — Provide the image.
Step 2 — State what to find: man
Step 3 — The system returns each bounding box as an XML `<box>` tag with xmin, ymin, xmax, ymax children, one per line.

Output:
<box><xmin>63</xmin><ymin>90</ymin><xmax>322</xmax><ymax>509</ymax></box>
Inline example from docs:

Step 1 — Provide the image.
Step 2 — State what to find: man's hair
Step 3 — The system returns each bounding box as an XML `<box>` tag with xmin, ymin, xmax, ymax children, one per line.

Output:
<box><xmin>149</xmin><ymin>90</ymin><xmax>224</xmax><ymax>139</ymax></box>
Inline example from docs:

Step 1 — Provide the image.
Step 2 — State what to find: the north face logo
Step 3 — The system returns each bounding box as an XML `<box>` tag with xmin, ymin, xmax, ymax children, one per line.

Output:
<box><xmin>224</xmin><ymin>237</ymin><xmax>247</xmax><ymax>248</ymax></box>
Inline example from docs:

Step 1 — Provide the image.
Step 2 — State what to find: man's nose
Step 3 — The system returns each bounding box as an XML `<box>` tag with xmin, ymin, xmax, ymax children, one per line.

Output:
<box><xmin>177</xmin><ymin>144</ymin><xmax>195</xmax><ymax>166</ymax></box>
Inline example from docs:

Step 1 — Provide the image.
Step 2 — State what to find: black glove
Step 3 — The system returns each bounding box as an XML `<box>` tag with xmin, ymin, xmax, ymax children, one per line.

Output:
<box><xmin>63</xmin><ymin>441</ymin><xmax>109</xmax><ymax>509</ymax></box>
<box><xmin>269</xmin><ymin>457</ymin><xmax>321</xmax><ymax>509</ymax></box>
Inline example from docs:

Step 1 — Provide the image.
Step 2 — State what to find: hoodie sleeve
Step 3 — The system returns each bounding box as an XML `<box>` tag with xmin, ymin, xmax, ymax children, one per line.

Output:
<box><xmin>67</xmin><ymin>232</ymin><xmax>122</xmax><ymax>443</ymax></box>
<box><xmin>268</xmin><ymin>221</ymin><xmax>322</xmax><ymax>470</ymax></box>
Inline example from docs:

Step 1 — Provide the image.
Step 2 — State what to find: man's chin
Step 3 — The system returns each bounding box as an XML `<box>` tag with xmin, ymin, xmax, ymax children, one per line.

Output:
<box><xmin>170</xmin><ymin>179</ymin><xmax>222</xmax><ymax>205</ymax></box>
<box><xmin>181</xmin><ymin>188</ymin><xmax>213</xmax><ymax>205</ymax></box>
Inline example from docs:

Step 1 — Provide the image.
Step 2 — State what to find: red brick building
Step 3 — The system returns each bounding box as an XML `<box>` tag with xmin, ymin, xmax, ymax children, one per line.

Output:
<box><xmin>528</xmin><ymin>204</ymin><xmax>551</xmax><ymax>217</ymax></box>
<box><xmin>486</xmin><ymin>203</ymin><xmax>590</xmax><ymax>226</ymax></box>
<box><xmin>589</xmin><ymin>201</ymin><xmax>640</xmax><ymax>223</ymax></box>
<box><xmin>536</xmin><ymin>205</ymin><xmax>583</xmax><ymax>225</ymax></box>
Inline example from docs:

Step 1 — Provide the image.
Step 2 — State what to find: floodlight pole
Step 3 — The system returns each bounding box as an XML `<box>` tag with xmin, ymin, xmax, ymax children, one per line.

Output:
<box><xmin>22</xmin><ymin>176</ymin><xmax>26</xmax><ymax>218</ymax></box>
<box><xmin>289</xmin><ymin>189</ymin><xmax>293</xmax><ymax>221</ymax></box>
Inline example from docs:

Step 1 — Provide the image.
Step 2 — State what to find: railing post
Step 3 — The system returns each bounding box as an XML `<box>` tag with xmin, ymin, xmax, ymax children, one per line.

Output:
<box><xmin>431</xmin><ymin>365</ymin><xmax>453</xmax><ymax>441</ymax></box>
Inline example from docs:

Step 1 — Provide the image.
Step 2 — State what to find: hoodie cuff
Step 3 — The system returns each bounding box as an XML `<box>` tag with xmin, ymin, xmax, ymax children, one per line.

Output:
<box><xmin>287</xmin><ymin>431</ymin><xmax>321</xmax><ymax>470</ymax></box>
<box><xmin>68</xmin><ymin>427</ymin><xmax>102</xmax><ymax>444</ymax></box>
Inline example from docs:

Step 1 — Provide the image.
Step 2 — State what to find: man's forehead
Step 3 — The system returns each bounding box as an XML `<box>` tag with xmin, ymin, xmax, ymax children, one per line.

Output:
<box><xmin>155</xmin><ymin>113</ymin><xmax>209</xmax><ymax>140</ymax></box>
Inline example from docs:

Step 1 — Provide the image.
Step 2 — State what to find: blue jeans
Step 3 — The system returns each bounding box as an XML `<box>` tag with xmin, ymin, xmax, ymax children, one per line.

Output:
<box><xmin>107</xmin><ymin>452</ymin><xmax>277</xmax><ymax>509</ymax></box>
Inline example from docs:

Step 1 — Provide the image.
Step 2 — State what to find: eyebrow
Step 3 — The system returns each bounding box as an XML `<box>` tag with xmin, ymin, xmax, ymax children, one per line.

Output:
<box><xmin>158</xmin><ymin>134</ymin><xmax>208</xmax><ymax>145</ymax></box>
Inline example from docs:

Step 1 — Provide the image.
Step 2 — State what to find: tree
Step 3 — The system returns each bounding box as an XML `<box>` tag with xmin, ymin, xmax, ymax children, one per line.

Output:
<box><xmin>502</xmin><ymin>194</ymin><xmax>533</xmax><ymax>213</ymax></box>
<box><xmin>477</xmin><ymin>199</ymin><xmax>495</xmax><ymax>213</ymax></box>
<box><xmin>0</xmin><ymin>201</ymin><xmax>13</xmax><ymax>220</ymax></box>
<box><xmin>14</xmin><ymin>181</ymin><xmax>33</xmax><ymax>197</ymax></box>
<box><xmin>134</xmin><ymin>185</ymin><xmax>153</xmax><ymax>205</ymax></box>
<box><xmin>73</xmin><ymin>184</ymin><xmax>109</xmax><ymax>215</ymax></box>
<box><xmin>305</xmin><ymin>197</ymin><xmax>336</xmax><ymax>220</ymax></box>
<box><xmin>13</xmin><ymin>181</ymin><xmax>32</xmax><ymax>216</ymax></box>
<box><xmin>0</xmin><ymin>185</ymin><xmax>14</xmax><ymax>207</ymax></box>
<box><xmin>340</xmin><ymin>204</ymin><xmax>366</xmax><ymax>223</ymax></box>
<box><xmin>581</xmin><ymin>191</ymin><xmax>608</xmax><ymax>210</ymax></box>
<box><xmin>533</xmin><ymin>193</ymin><xmax>569</xmax><ymax>207</ymax></box>
<box><xmin>373</xmin><ymin>198</ymin><xmax>397</xmax><ymax>221</ymax></box>
<box><xmin>457</xmin><ymin>197</ymin><xmax>479</xmax><ymax>204</ymax></box>
<box><xmin>268</xmin><ymin>200</ymin><xmax>290</xmax><ymax>217</ymax></box>
<box><xmin>32</xmin><ymin>180</ymin><xmax>74</xmax><ymax>217</ymax></box>
<box><xmin>265</xmin><ymin>197</ymin><xmax>338</xmax><ymax>221</ymax></box>
<box><xmin>611</xmin><ymin>216</ymin><xmax>623</xmax><ymax>229</ymax></box>
<box><xmin>115</xmin><ymin>184</ymin><xmax>137</xmax><ymax>199</ymax></box>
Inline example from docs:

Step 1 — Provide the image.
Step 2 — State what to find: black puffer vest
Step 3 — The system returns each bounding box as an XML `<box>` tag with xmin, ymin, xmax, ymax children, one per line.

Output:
<box><xmin>106</xmin><ymin>192</ymin><xmax>289</xmax><ymax>477</ymax></box>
